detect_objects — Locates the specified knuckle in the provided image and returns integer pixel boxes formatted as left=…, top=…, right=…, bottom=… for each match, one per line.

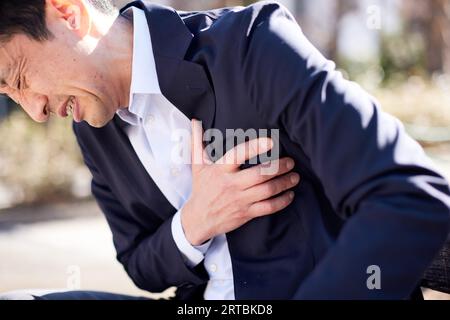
left=281, top=195, right=290, bottom=206
left=249, top=171, right=261, bottom=184
left=233, top=200, right=246, bottom=212
left=235, top=209, right=249, bottom=220
left=265, top=201, right=276, bottom=213
left=250, top=170, right=265, bottom=185
left=244, top=204, right=254, bottom=216
left=284, top=175, right=294, bottom=187
left=284, top=192, right=294, bottom=205
left=268, top=160, right=281, bottom=171
left=264, top=183, right=277, bottom=196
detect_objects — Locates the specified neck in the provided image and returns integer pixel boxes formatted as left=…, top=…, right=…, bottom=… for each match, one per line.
left=94, top=13, right=133, bottom=111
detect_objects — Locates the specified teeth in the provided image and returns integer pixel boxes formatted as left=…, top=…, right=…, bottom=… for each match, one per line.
left=66, top=97, right=75, bottom=116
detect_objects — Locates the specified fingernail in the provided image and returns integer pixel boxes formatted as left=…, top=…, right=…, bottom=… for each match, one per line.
left=290, top=173, right=300, bottom=184
left=289, top=191, right=295, bottom=199
left=286, top=159, right=295, bottom=170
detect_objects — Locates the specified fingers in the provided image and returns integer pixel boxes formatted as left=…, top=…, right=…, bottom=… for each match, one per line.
left=247, top=191, right=295, bottom=218
left=217, top=137, right=273, bottom=171
left=237, top=158, right=296, bottom=189
left=245, top=172, right=300, bottom=203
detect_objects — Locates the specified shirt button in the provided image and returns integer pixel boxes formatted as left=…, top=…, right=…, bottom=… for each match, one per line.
left=210, top=264, right=218, bottom=273
left=146, top=115, right=155, bottom=126
left=171, top=166, right=181, bottom=177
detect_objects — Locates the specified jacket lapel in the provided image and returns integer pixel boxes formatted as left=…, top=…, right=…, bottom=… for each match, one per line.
left=120, top=1, right=217, bottom=131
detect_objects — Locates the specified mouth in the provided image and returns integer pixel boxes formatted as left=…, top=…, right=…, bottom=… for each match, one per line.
left=59, top=96, right=82, bottom=122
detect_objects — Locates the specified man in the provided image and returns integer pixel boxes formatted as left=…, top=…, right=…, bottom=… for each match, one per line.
left=0, top=0, right=449, bottom=300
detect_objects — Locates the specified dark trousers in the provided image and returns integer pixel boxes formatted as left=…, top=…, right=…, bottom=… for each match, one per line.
left=35, top=291, right=151, bottom=300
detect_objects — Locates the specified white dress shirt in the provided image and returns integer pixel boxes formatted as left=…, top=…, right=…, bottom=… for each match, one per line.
left=116, top=7, right=235, bottom=300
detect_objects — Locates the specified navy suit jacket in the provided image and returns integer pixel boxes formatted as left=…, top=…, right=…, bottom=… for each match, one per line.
left=73, top=1, right=450, bottom=299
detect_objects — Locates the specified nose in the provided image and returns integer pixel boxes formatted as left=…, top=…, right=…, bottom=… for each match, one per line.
left=19, top=92, right=50, bottom=123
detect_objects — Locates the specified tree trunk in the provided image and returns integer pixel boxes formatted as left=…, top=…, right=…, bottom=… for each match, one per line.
left=425, top=0, right=446, bottom=73
left=328, top=0, right=357, bottom=60
left=402, top=0, right=450, bottom=75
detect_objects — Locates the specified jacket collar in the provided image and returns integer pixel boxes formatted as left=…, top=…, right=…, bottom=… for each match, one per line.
left=119, top=1, right=216, bottom=130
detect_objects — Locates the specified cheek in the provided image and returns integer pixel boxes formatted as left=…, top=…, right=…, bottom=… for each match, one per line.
left=28, top=55, right=77, bottom=88
left=26, top=67, right=58, bottom=93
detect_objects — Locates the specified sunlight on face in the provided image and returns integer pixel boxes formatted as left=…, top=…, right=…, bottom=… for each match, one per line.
left=0, top=0, right=131, bottom=128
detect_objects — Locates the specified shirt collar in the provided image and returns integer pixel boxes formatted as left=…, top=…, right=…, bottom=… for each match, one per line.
left=117, top=6, right=161, bottom=125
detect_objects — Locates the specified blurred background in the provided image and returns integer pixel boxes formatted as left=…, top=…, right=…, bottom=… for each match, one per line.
left=0, top=0, right=449, bottom=299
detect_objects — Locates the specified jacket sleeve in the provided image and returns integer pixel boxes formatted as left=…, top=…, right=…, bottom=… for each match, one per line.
left=73, top=123, right=208, bottom=296
left=240, top=1, right=450, bottom=299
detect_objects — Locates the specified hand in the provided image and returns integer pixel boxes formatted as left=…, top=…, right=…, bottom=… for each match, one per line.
left=181, top=120, right=300, bottom=246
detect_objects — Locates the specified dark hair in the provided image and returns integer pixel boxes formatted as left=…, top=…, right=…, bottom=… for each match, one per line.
left=0, top=0, right=116, bottom=42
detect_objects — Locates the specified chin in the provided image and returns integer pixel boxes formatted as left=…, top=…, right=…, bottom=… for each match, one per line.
left=86, top=113, right=115, bottom=128
left=87, top=119, right=109, bottom=128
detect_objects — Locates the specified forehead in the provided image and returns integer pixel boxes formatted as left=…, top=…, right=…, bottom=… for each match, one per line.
left=0, top=35, right=32, bottom=75
left=1, top=33, right=56, bottom=69
left=0, top=37, right=22, bottom=65
left=0, top=39, right=21, bottom=91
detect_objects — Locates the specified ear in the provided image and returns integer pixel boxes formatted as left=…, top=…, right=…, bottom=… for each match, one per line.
left=46, top=0, right=91, bottom=37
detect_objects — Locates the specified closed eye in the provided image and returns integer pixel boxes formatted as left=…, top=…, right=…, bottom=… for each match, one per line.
left=15, top=74, right=23, bottom=91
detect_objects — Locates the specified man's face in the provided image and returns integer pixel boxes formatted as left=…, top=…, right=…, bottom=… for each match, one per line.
left=0, top=0, right=124, bottom=127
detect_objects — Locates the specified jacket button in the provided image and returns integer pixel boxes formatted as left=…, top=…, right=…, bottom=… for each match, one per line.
left=146, top=114, right=155, bottom=126
left=210, top=264, right=218, bottom=273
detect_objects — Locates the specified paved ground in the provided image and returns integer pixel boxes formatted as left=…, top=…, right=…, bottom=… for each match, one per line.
left=1, top=145, right=449, bottom=300
left=0, top=201, right=174, bottom=299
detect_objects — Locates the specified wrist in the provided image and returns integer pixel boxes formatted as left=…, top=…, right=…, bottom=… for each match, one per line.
left=181, top=200, right=210, bottom=246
